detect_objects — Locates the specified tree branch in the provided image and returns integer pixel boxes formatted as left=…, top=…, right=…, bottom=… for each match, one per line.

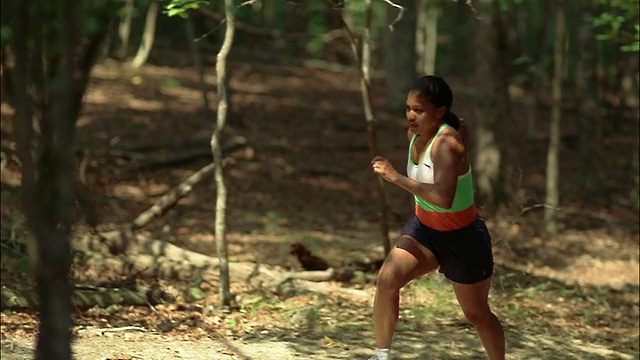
left=380, top=0, right=405, bottom=31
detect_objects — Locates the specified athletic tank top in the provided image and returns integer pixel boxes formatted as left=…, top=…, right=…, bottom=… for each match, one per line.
left=407, top=123, right=477, bottom=231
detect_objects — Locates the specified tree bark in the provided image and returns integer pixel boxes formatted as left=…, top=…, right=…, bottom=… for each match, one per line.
left=472, top=0, right=512, bottom=214
left=525, top=0, right=553, bottom=139
left=416, top=0, right=439, bottom=76
left=423, top=4, right=439, bottom=76
left=115, top=0, right=134, bottom=59
left=416, top=0, right=427, bottom=73
left=361, top=0, right=391, bottom=256
left=186, top=16, right=211, bottom=116
left=383, top=0, right=417, bottom=111
left=131, top=0, right=159, bottom=68
left=2, top=1, right=115, bottom=359
left=338, top=1, right=391, bottom=256
left=576, top=5, right=602, bottom=195
left=544, top=0, right=567, bottom=235
left=211, top=0, right=235, bottom=308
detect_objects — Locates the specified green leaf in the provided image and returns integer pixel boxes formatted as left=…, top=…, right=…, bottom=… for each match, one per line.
left=15, top=257, right=31, bottom=273
left=166, top=8, right=184, bottom=17
left=162, top=0, right=207, bottom=17
left=0, top=26, right=12, bottom=43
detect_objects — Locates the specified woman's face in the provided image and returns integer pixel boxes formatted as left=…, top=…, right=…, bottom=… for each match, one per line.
left=405, top=91, right=445, bottom=133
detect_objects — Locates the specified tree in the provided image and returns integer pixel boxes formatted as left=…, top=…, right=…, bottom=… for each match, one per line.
left=339, top=0, right=392, bottom=256
left=544, top=0, right=567, bottom=235
left=185, top=16, right=211, bottom=116
left=163, top=0, right=235, bottom=306
left=472, top=0, right=513, bottom=214
left=1, top=1, right=116, bottom=359
left=416, top=0, right=440, bottom=76
left=115, top=0, right=135, bottom=59
left=211, top=0, right=235, bottom=307
left=383, top=0, right=417, bottom=110
left=576, top=4, right=603, bottom=195
left=131, top=0, right=159, bottom=68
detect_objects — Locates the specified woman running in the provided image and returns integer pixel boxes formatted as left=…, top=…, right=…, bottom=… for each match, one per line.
left=368, top=75, right=505, bottom=360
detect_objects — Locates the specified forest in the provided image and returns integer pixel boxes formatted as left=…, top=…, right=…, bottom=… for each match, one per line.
left=0, top=0, right=638, bottom=359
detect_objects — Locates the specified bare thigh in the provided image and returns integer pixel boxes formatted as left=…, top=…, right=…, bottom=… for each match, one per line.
left=379, top=235, right=440, bottom=287
left=451, top=278, right=492, bottom=318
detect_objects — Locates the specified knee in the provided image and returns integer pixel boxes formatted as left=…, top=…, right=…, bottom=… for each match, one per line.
left=376, top=265, right=405, bottom=292
left=462, top=305, right=493, bottom=325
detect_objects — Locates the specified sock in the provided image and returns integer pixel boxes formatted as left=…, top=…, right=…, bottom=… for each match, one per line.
left=375, top=348, right=392, bottom=360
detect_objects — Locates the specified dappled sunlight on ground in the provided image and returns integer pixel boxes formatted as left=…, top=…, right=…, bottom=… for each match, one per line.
left=1, top=56, right=638, bottom=359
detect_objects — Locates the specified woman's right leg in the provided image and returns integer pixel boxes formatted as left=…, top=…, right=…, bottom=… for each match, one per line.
left=373, top=235, right=439, bottom=349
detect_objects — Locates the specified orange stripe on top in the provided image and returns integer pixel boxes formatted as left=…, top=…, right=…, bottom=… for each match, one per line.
left=415, top=203, right=477, bottom=231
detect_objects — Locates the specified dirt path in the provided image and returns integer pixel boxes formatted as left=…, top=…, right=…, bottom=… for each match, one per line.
left=2, top=324, right=636, bottom=360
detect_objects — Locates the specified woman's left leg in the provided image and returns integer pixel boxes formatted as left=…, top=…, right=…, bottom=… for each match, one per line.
left=451, top=278, right=505, bottom=360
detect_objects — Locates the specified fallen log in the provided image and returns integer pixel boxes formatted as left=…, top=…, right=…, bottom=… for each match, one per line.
left=70, top=137, right=248, bottom=256
left=282, top=268, right=361, bottom=283
left=130, top=160, right=232, bottom=230
left=74, top=250, right=282, bottom=287
left=74, top=250, right=371, bottom=302
left=123, top=135, right=247, bottom=171
left=71, top=230, right=218, bottom=266
left=1, top=283, right=172, bottom=311
left=273, top=277, right=369, bottom=300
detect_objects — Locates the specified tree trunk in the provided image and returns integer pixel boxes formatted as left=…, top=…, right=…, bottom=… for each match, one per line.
left=525, top=1, right=554, bottom=139
left=186, top=16, right=211, bottom=116
left=383, top=0, right=417, bottom=111
left=416, top=0, right=427, bottom=73
left=115, top=0, right=134, bottom=59
left=544, top=0, right=567, bottom=235
left=131, top=0, right=159, bottom=68
left=423, top=4, right=439, bottom=76
left=336, top=1, right=392, bottom=256
left=452, top=0, right=475, bottom=76
left=211, top=0, right=235, bottom=308
left=576, top=5, right=602, bottom=195
left=361, top=0, right=391, bottom=256
left=2, top=2, right=115, bottom=359
left=473, top=0, right=512, bottom=214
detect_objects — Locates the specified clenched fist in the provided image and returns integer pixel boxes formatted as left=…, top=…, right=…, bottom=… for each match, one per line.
left=371, top=156, right=400, bottom=183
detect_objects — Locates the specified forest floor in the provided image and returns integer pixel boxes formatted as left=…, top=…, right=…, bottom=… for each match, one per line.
left=1, top=53, right=639, bottom=360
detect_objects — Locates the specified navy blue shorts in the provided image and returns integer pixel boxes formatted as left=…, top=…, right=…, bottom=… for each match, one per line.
left=400, top=215, right=494, bottom=284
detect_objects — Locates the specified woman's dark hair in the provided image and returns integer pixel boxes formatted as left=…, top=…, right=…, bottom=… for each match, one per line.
left=409, top=75, right=460, bottom=130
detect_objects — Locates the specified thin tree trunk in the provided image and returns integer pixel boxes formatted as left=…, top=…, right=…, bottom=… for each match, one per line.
left=423, top=2, right=439, bottom=75
left=474, top=0, right=496, bottom=211
left=383, top=0, right=417, bottom=111
left=576, top=6, right=602, bottom=195
left=211, top=0, right=235, bottom=307
left=473, top=0, right=512, bottom=214
left=131, top=0, right=158, bottom=68
left=544, top=0, right=566, bottom=235
left=526, top=1, right=552, bottom=139
left=337, top=1, right=391, bottom=256
left=116, top=0, right=134, bottom=59
left=416, top=0, right=427, bottom=73
left=186, top=16, right=210, bottom=116
left=361, top=0, right=391, bottom=256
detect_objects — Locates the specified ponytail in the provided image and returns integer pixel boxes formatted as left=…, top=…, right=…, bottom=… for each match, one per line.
left=444, top=111, right=469, bottom=149
left=443, top=110, right=460, bottom=130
